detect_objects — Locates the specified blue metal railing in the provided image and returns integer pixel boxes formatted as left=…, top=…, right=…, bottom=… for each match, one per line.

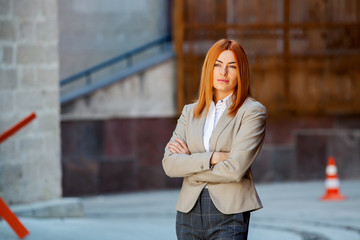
left=60, top=34, right=172, bottom=87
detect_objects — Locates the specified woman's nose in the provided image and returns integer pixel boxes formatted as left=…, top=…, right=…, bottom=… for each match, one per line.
left=221, top=66, right=227, bottom=75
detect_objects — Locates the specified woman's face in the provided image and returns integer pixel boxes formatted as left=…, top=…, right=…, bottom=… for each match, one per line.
left=212, top=50, right=238, bottom=99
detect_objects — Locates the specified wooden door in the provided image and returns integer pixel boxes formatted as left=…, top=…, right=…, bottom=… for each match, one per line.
left=173, top=0, right=360, bottom=116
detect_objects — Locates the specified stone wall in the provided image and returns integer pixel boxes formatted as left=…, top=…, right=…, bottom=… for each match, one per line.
left=61, top=59, right=176, bottom=119
left=0, top=0, right=61, bottom=204
left=61, top=118, right=180, bottom=196
left=253, top=116, right=360, bottom=182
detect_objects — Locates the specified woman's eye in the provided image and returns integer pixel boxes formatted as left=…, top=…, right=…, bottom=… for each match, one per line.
left=229, top=65, right=237, bottom=69
left=214, top=63, right=220, bottom=67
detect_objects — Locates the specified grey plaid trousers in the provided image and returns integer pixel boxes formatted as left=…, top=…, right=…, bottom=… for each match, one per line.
left=176, top=189, right=250, bottom=240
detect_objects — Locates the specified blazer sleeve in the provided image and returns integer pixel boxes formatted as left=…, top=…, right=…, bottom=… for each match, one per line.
left=162, top=105, right=213, bottom=178
left=188, top=104, right=267, bottom=183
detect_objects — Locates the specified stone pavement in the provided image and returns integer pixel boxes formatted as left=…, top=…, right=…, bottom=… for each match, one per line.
left=1, top=180, right=359, bottom=240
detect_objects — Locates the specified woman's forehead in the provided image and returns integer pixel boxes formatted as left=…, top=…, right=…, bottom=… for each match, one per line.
left=217, top=50, right=236, bottom=62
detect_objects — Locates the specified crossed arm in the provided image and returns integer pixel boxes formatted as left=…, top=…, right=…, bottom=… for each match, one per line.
left=168, top=139, right=229, bottom=166
left=162, top=104, right=267, bottom=183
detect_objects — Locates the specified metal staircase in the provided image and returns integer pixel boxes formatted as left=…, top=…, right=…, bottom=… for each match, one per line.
left=60, top=35, right=174, bottom=105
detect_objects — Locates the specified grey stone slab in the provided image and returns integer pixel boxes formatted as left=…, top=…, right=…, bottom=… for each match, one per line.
left=0, top=69, right=17, bottom=90
left=17, top=45, right=46, bottom=64
left=18, top=21, right=34, bottom=42
left=36, top=19, right=57, bottom=42
left=0, top=20, right=15, bottom=41
left=13, top=0, right=41, bottom=18
left=0, top=0, right=11, bottom=16
left=19, top=67, right=36, bottom=88
left=2, top=45, right=13, bottom=64
left=0, top=91, right=13, bottom=112
left=37, top=67, right=59, bottom=87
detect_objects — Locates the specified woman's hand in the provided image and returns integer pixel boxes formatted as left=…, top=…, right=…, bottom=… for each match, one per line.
left=189, top=151, right=229, bottom=184
left=210, top=152, right=229, bottom=165
left=168, top=138, right=190, bottom=155
left=168, top=138, right=228, bottom=165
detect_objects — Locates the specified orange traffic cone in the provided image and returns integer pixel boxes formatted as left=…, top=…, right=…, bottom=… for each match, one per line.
left=320, top=156, right=346, bottom=201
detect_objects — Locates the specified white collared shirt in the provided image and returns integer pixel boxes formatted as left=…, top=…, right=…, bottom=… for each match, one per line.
left=203, top=93, right=233, bottom=152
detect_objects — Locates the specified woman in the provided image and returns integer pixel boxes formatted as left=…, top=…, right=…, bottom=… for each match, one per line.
left=162, top=39, right=267, bottom=240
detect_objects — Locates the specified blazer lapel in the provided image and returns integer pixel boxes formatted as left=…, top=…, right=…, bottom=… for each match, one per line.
left=209, top=107, right=234, bottom=151
left=191, top=108, right=207, bottom=152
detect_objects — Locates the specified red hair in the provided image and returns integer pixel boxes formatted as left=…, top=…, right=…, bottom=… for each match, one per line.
left=194, top=39, right=252, bottom=118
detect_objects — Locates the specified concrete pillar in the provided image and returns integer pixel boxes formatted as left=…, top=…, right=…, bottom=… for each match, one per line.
left=0, top=0, right=61, bottom=204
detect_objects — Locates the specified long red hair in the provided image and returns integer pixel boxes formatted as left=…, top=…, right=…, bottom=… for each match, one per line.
left=194, top=39, right=251, bottom=118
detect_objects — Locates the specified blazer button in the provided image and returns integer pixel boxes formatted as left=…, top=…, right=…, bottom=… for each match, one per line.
left=200, top=165, right=204, bottom=169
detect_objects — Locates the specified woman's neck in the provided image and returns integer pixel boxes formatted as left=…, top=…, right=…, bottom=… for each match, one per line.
left=213, top=91, right=233, bottom=103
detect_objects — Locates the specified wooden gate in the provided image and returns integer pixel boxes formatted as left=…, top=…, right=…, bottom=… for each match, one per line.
left=173, top=0, right=360, bottom=116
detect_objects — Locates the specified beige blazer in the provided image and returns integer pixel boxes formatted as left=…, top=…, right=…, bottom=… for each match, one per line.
left=162, top=97, right=267, bottom=214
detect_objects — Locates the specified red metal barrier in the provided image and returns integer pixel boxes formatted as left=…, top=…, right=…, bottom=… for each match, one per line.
left=0, top=112, right=36, bottom=239
left=0, top=112, right=36, bottom=144
left=0, top=198, right=29, bottom=239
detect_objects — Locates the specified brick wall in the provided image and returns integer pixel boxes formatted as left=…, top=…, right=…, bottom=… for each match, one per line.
left=0, top=0, right=61, bottom=204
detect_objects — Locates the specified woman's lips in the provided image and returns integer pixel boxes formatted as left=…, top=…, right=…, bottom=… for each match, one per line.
left=217, top=79, right=229, bottom=83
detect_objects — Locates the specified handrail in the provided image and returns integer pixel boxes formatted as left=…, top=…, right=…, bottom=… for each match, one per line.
left=60, top=49, right=174, bottom=104
left=60, top=34, right=172, bottom=86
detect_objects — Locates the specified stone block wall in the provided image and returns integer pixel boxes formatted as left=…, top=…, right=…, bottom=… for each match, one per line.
left=252, top=116, right=360, bottom=183
left=0, top=0, right=61, bottom=204
left=61, top=118, right=181, bottom=196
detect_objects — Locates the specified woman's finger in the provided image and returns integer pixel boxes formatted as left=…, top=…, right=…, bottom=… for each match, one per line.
left=169, top=143, right=188, bottom=154
left=174, top=138, right=190, bottom=154
left=175, top=138, right=187, bottom=149
left=169, top=147, right=179, bottom=154
left=169, top=142, right=183, bottom=151
left=169, top=148, right=177, bottom=153
left=168, top=144, right=182, bottom=153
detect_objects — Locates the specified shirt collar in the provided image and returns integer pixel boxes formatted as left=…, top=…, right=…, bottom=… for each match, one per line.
left=214, top=92, right=233, bottom=107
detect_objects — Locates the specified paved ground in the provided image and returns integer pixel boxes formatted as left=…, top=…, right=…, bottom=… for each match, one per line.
left=1, top=180, right=360, bottom=240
